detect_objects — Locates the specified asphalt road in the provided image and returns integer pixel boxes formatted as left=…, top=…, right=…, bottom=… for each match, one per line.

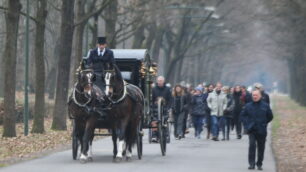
left=0, top=127, right=276, bottom=172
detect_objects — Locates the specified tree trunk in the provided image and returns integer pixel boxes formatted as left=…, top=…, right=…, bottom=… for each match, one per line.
left=144, top=23, right=156, bottom=50
left=90, top=14, right=98, bottom=48
left=51, top=0, right=75, bottom=130
left=32, top=0, right=48, bottom=134
left=104, top=0, right=118, bottom=48
left=152, top=27, right=164, bottom=63
left=73, top=0, right=86, bottom=83
left=132, top=25, right=145, bottom=49
left=46, top=66, right=56, bottom=99
left=2, top=0, right=22, bottom=137
left=0, top=58, right=4, bottom=98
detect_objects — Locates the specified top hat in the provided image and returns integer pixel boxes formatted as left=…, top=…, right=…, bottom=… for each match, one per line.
left=97, top=37, right=107, bottom=44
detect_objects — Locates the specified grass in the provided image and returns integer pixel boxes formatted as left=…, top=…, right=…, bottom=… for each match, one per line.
left=0, top=164, right=7, bottom=168
left=271, top=94, right=280, bottom=138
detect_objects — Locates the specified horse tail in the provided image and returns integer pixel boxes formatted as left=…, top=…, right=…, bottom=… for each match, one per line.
left=125, top=86, right=144, bottom=148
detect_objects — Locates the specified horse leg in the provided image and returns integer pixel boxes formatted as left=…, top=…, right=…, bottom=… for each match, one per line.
left=112, top=129, right=118, bottom=160
left=87, top=135, right=94, bottom=162
left=115, top=119, right=129, bottom=162
left=124, top=123, right=134, bottom=161
left=125, top=142, right=132, bottom=161
left=80, top=120, right=95, bottom=163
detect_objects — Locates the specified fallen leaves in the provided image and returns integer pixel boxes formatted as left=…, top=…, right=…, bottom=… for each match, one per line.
left=272, top=94, right=306, bottom=172
left=0, top=118, right=73, bottom=164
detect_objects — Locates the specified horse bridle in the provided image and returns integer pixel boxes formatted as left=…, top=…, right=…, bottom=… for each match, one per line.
left=72, top=82, right=92, bottom=107
left=103, top=70, right=127, bottom=104
left=72, top=69, right=95, bottom=107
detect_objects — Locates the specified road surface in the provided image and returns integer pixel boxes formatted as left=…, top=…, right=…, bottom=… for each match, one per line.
left=0, top=127, right=276, bottom=172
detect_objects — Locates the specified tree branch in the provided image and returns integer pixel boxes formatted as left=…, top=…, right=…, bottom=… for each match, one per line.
left=74, top=0, right=112, bottom=27
left=0, top=6, right=38, bottom=23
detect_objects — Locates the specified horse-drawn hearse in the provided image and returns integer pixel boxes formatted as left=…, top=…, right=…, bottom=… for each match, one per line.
left=68, top=49, right=170, bottom=163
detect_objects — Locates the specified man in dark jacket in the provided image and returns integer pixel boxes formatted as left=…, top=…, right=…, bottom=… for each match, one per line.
left=82, top=37, right=115, bottom=90
left=152, top=76, right=172, bottom=108
left=254, top=83, right=270, bottom=105
left=151, top=76, right=172, bottom=142
left=240, top=90, right=273, bottom=170
left=83, top=37, right=115, bottom=71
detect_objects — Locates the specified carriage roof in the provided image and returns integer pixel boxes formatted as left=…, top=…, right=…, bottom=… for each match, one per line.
left=112, top=49, right=149, bottom=61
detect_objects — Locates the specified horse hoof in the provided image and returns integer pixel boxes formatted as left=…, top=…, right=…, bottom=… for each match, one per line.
left=114, top=157, right=122, bottom=163
left=87, top=157, right=93, bottom=162
left=80, top=159, right=87, bottom=164
left=126, top=157, right=132, bottom=162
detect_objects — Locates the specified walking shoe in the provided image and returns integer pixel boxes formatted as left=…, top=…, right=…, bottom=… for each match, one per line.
left=221, top=138, right=226, bottom=141
left=151, top=137, right=158, bottom=143
left=257, top=166, right=263, bottom=171
left=237, top=135, right=242, bottom=139
left=248, top=166, right=255, bottom=170
left=178, top=135, right=182, bottom=140
left=212, top=137, right=219, bottom=141
left=175, top=137, right=179, bottom=140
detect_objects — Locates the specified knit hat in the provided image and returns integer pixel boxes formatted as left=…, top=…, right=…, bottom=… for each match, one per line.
left=195, top=86, right=202, bottom=92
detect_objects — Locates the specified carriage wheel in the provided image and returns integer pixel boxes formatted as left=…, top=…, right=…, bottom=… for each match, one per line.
left=72, top=120, right=79, bottom=160
left=136, top=120, right=143, bottom=160
left=166, top=122, right=171, bottom=144
left=148, top=128, right=153, bottom=144
left=157, top=98, right=167, bottom=156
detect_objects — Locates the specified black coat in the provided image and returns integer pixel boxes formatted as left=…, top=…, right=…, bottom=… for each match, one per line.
left=233, top=91, right=243, bottom=117
left=83, top=48, right=115, bottom=72
left=261, top=91, right=270, bottom=105
left=190, top=94, right=208, bottom=116
left=245, top=91, right=252, bottom=104
left=172, top=95, right=188, bottom=114
left=240, top=100, right=273, bottom=135
left=224, top=94, right=235, bottom=118
left=152, top=85, right=172, bottom=108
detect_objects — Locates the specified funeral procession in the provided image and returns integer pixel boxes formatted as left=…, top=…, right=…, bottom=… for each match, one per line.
left=1, top=0, right=306, bottom=172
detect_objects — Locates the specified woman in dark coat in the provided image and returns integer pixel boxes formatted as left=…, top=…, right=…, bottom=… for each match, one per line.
left=172, top=85, right=188, bottom=140
left=223, top=86, right=235, bottom=140
left=233, top=85, right=244, bottom=139
left=190, top=87, right=208, bottom=139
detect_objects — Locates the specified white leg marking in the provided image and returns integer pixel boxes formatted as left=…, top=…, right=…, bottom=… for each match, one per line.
left=80, top=153, right=87, bottom=160
left=126, top=149, right=132, bottom=158
left=116, top=140, right=125, bottom=158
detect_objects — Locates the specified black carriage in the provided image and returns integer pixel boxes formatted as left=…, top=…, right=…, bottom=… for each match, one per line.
left=70, top=49, right=170, bottom=161
left=112, top=49, right=170, bottom=157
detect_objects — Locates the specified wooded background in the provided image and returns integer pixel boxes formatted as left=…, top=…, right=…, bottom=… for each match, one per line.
left=0, top=0, right=305, bottom=137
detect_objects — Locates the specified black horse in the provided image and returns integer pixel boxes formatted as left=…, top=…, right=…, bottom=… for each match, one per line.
left=101, top=63, right=144, bottom=162
left=68, top=69, right=109, bottom=163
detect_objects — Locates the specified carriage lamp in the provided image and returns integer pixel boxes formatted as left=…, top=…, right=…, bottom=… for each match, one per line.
left=149, top=66, right=158, bottom=76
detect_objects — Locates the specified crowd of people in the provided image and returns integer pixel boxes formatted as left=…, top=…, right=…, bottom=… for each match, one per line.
left=152, top=76, right=273, bottom=170
left=152, top=76, right=271, bottom=141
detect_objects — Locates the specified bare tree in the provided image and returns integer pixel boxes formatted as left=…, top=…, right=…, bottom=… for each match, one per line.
left=51, top=0, right=75, bottom=130
left=2, top=0, right=22, bottom=137
left=32, top=0, right=48, bottom=133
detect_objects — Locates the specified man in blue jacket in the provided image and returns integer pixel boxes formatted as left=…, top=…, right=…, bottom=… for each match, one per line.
left=240, top=89, right=273, bottom=170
